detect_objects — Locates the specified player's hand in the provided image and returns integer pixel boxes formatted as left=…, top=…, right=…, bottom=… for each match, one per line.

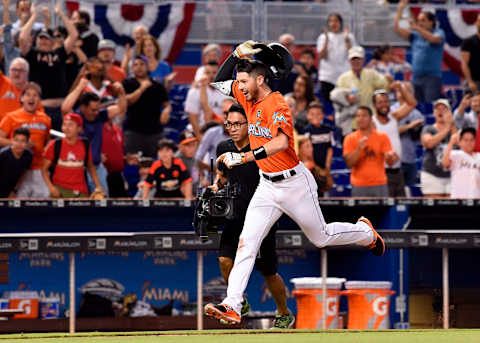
left=216, top=152, right=244, bottom=169
left=233, top=40, right=262, bottom=59
left=208, top=183, right=220, bottom=193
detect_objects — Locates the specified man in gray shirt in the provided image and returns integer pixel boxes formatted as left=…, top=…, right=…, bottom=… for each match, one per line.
left=454, top=91, right=480, bottom=132
left=391, top=83, right=425, bottom=187
left=420, top=99, right=456, bottom=197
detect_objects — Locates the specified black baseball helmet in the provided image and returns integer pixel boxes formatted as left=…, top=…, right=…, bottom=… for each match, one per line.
left=253, top=42, right=293, bottom=80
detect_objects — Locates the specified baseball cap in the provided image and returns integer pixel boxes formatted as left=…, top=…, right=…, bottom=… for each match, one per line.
left=37, top=28, right=53, bottom=40
left=433, top=98, right=451, bottom=111
left=98, top=39, right=116, bottom=51
left=348, top=46, right=365, bottom=60
left=64, top=113, right=83, bottom=127
left=179, top=130, right=198, bottom=145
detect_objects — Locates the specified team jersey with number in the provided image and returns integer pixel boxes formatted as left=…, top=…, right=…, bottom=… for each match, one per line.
left=231, top=81, right=298, bottom=173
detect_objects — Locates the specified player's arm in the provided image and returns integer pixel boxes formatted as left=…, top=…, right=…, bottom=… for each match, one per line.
left=217, top=130, right=289, bottom=168
left=211, top=40, right=262, bottom=96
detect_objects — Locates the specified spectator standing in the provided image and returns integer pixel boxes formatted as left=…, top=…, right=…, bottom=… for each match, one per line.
left=175, top=130, right=200, bottom=193
left=42, top=113, right=103, bottom=198
left=394, top=0, right=445, bottom=102
left=420, top=99, right=456, bottom=197
left=52, top=26, right=87, bottom=91
left=97, top=39, right=125, bottom=83
left=343, top=106, right=399, bottom=197
left=442, top=128, right=480, bottom=198
left=195, top=99, right=233, bottom=187
left=302, top=102, right=334, bottom=171
left=270, top=33, right=298, bottom=95
left=294, top=49, right=318, bottom=84
left=11, top=0, right=47, bottom=35
left=73, top=57, right=114, bottom=104
left=337, top=46, right=389, bottom=110
left=194, top=43, right=222, bottom=84
left=454, top=92, right=480, bottom=152
left=0, top=57, right=43, bottom=121
left=372, top=83, right=418, bottom=197
left=120, top=25, right=148, bottom=75
left=102, top=119, right=127, bottom=197
left=122, top=55, right=171, bottom=158
left=143, top=139, right=193, bottom=199
left=461, top=13, right=480, bottom=94
left=139, top=35, right=175, bottom=91
left=330, top=86, right=358, bottom=140
left=394, top=83, right=425, bottom=187
left=286, top=75, right=318, bottom=134
left=366, top=45, right=411, bottom=77
left=19, top=3, right=78, bottom=132
left=61, top=79, right=127, bottom=193
left=0, top=82, right=51, bottom=198
left=297, top=135, right=333, bottom=197
left=317, top=13, right=356, bottom=102
left=0, top=127, right=32, bottom=198
left=185, top=61, right=227, bottom=138
left=71, top=10, right=100, bottom=59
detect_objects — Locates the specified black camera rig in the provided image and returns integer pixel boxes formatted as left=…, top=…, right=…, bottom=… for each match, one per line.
left=192, top=184, right=238, bottom=242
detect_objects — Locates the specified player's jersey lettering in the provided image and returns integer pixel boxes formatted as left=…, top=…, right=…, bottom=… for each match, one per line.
left=248, top=124, right=272, bottom=139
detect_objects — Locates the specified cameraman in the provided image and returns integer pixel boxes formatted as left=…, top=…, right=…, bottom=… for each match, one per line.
left=211, top=104, right=293, bottom=329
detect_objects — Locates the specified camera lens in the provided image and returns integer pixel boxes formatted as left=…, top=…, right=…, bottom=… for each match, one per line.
left=214, top=199, right=228, bottom=214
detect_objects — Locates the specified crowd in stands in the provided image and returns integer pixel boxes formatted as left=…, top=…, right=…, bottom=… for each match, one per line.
left=0, top=0, right=480, bottom=200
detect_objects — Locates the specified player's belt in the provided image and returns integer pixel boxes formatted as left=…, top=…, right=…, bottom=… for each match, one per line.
left=262, top=170, right=296, bottom=182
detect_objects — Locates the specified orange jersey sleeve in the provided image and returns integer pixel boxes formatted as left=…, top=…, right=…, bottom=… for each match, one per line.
left=231, top=80, right=247, bottom=111
left=246, top=92, right=299, bottom=173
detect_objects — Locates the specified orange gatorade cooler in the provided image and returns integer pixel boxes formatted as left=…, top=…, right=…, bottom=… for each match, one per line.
left=343, top=281, right=395, bottom=329
left=291, top=277, right=345, bottom=329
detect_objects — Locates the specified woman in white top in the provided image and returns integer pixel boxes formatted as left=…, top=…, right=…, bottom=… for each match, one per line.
left=316, top=13, right=356, bottom=103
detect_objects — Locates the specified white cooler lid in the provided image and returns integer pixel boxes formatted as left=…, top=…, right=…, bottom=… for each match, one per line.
left=290, top=277, right=346, bottom=290
left=345, top=281, right=392, bottom=289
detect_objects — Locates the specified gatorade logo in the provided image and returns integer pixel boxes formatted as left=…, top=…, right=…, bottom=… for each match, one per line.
left=18, top=299, right=32, bottom=315
left=326, top=297, right=337, bottom=316
left=372, top=296, right=388, bottom=316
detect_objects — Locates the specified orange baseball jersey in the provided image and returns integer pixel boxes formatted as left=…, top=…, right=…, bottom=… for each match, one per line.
left=0, top=108, right=51, bottom=170
left=0, top=72, right=44, bottom=122
left=231, top=81, right=299, bottom=173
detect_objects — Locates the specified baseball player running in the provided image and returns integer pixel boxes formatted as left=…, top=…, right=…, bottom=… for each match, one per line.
left=212, top=103, right=293, bottom=328
left=204, top=41, right=385, bottom=325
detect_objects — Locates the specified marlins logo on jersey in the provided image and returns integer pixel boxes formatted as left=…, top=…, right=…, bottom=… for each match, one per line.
left=272, top=112, right=287, bottom=125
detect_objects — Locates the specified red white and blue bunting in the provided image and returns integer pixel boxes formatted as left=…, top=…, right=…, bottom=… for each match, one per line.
left=65, top=1, right=196, bottom=65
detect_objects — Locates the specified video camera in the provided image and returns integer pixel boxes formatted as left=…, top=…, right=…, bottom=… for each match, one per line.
left=192, top=184, right=238, bottom=242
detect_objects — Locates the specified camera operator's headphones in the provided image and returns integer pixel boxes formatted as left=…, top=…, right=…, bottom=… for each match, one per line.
left=253, top=42, right=294, bottom=80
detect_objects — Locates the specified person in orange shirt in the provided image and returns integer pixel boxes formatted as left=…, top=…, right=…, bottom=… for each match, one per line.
left=0, top=82, right=51, bottom=198
left=97, top=40, right=126, bottom=83
left=0, top=57, right=43, bottom=121
left=343, top=106, right=399, bottom=197
left=203, top=41, right=385, bottom=327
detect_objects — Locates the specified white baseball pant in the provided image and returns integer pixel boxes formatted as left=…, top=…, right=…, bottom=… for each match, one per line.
left=222, top=162, right=374, bottom=314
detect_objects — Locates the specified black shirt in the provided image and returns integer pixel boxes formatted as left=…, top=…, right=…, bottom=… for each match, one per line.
left=461, top=34, right=480, bottom=82
left=25, top=47, right=69, bottom=99
left=0, top=146, right=33, bottom=197
left=146, top=158, right=191, bottom=198
left=304, top=123, right=334, bottom=169
left=122, top=77, right=169, bottom=134
left=216, top=139, right=259, bottom=215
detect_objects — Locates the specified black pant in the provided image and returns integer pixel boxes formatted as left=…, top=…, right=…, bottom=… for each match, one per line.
left=320, top=81, right=335, bottom=103
left=219, top=218, right=278, bottom=277
left=107, top=172, right=128, bottom=197
left=386, top=168, right=406, bottom=197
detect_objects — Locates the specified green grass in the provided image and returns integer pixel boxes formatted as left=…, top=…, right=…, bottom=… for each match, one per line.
left=0, top=330, right=479, bottom=343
